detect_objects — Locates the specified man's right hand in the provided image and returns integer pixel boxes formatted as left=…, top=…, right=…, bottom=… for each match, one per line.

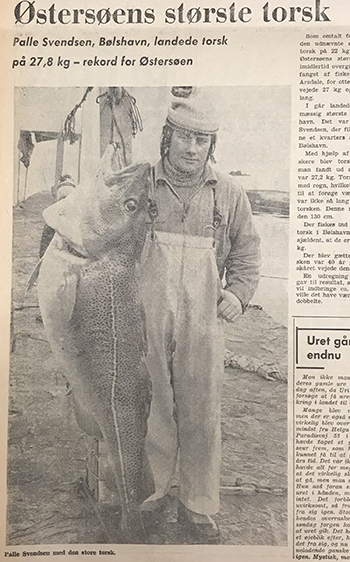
left=218, top=290, right=242, bottom=323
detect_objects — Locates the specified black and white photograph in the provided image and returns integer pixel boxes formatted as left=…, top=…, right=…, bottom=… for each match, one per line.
left=8, top=85, right=290, bottom=547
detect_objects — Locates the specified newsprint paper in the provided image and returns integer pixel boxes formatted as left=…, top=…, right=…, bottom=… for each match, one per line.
left=0, top=0, right=349, bottom=560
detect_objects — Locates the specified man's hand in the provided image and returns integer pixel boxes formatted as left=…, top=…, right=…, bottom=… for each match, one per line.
left=217, top=290, right=243, bottom=323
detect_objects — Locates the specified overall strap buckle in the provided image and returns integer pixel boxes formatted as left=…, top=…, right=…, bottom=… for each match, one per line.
left=212, top=186, right=222, bottom=230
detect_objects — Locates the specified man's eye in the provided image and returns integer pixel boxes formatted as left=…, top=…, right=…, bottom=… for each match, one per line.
left=177, top=131, right=191, bottom=140
left=197, top=137, right=209, bottom=145
left=124, top=198, right=138, bottom=212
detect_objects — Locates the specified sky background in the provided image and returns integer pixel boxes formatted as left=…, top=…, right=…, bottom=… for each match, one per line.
left=14, top=86, right=289, bottom=324
left=15, top=85, right=291, bottom=200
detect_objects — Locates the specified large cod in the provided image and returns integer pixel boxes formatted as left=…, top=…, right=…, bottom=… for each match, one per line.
left=37, top=163, right=154, bottom=543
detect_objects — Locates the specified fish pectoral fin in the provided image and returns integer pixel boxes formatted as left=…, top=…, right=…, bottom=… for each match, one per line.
left=26, top=257, right=44, bottom=293
left=140, top=304, right=148, bottom=355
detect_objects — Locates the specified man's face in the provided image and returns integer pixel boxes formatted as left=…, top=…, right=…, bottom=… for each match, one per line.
left=167, top=128, right=212, bottom=175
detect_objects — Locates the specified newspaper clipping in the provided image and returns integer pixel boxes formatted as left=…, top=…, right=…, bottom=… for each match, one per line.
left=0, top=0, right=349, bottom=560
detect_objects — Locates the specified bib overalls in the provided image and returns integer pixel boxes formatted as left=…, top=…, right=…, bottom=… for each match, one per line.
left=141, top=168, right=225, bottom=515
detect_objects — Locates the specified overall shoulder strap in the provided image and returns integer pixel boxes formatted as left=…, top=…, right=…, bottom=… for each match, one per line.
left=212, top=185, right=222, bottom=230
left=148, top=166, right=158, bottom=240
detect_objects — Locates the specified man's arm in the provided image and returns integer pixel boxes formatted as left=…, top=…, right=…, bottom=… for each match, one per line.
left=222, top=185, right=261, bottom=316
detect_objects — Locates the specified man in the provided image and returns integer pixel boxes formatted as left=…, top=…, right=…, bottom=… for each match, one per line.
left=140, top=89, right=261, bottom=542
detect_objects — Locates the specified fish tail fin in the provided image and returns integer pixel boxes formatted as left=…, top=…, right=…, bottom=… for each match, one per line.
left=139, top=452, right=155, bottom=504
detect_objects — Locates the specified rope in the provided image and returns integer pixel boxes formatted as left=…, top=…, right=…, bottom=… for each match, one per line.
left=124, top=89, right=143, bottom=136
left=169, top=483, right=287, bottom=497
left=261, top=274, right=288, bottom=280
left=220, top=481, right=287, bottom=495
left=95, top=88, right=143, bottom=168
left=96, top=88, right=143, bottom=138
left=110, top=108, right=128, bottom=167
left=62, top=87, right=93, bottom=144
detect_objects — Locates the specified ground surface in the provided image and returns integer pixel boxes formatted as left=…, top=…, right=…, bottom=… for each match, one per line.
left=7, top=192, right=288, bottom=546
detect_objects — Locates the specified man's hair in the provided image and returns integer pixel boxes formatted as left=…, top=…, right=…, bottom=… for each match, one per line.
left=160, top=120, right=217, bottom=163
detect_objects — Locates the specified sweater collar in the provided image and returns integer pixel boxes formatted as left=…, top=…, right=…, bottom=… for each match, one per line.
left=154, top=159, right=218, bottom=189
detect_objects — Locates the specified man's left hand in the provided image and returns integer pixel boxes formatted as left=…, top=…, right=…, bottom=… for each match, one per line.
left=217, top=290, right=243, bottom=323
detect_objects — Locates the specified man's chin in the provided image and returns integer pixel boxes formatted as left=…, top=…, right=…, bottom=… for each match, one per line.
left=179, top=160, right=202, bottom=174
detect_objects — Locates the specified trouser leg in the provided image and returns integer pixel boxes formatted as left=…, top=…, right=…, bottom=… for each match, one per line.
left=143, top=324, right=179, bottom=501
left=141, top=244, right=180, bottom=502
left=173, top=251, right=225, bottom=515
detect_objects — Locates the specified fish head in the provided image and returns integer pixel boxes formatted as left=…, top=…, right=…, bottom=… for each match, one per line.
left=93, top=162, right=151, bottom=258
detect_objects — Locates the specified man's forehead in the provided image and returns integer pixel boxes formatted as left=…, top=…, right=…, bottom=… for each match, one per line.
left=173, top=127, right=211, bottom=139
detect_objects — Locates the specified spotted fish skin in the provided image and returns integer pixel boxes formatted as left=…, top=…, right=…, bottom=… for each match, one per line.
left=38, top=163, right=154, bottom=543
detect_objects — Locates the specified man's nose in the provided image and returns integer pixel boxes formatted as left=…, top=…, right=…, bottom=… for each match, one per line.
left=186, top=137, right=197, bottom=153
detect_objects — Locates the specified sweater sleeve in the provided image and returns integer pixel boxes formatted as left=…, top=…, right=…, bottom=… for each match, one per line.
left=224, top=185, right=261, bottom=311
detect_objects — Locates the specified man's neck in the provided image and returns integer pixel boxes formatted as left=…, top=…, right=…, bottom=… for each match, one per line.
left=163, top=156, right=205, bottom=189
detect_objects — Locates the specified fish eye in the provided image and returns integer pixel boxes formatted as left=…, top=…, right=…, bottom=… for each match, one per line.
left=124, top=198, right=138, bottom=212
